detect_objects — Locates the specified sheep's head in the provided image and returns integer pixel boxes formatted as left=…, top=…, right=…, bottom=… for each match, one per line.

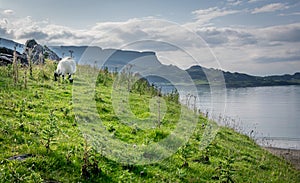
left=69, top=78, right=73, bottom=83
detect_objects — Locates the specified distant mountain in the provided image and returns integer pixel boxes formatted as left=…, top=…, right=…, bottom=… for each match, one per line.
left=186, top=65, right=300, bottom=87
left=0, top=37, right=24, bottom=53
left=1, top=37, right=299, bottom=88
left=50, top=45, right=162, bottom=72
left=49, top=46, right=90, bottom=61
left=50, top=45, right=190, bottom=85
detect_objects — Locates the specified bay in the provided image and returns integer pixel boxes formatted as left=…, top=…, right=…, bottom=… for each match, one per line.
left=164, top=85, right=300, bottom=149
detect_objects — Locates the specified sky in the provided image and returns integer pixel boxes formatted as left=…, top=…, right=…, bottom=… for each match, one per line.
left=0, top=0, right=300, bottom=75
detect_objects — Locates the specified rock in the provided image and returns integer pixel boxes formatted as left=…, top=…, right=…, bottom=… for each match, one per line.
left=0, top=55, right=12, bottom=66
left=0, top=47, right=27, bottom=66
left=0, top=38, right=59, bottom=66
left=24, top=39, right=38, bottom=49
left=24, top=39, right=60, bottom=64
left=44, top=45, right=60, bottom=61
left=43, top=179, right=61, bottom=183
left=7, top=154, right=33, bottom=161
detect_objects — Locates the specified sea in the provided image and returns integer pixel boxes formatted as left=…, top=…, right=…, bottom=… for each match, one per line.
left=163, top=84, right=300, bottom=150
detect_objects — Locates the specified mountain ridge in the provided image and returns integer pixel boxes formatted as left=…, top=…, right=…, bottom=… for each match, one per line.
left=186, top=65, right=300, bottom=87
left=1, top=37, right=299, bottom=87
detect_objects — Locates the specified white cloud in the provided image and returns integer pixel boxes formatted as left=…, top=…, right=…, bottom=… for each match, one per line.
left=279, top=12, right=300, bottom=16
left=0, top=13, right=299, bottom=75
left=249, top=23, right=300, bottom=43
left=251, top=3, right=288, bottom=14
left=1, top=18, right=9, bottom=25
left=195, top=26, right=258, bottom=46
left=191, top=7, right=240, bottom=25
left=184, top=22, right=300, bottom=75
left=3, top=9, right=14, bottom=15
left=227, top=0, right=243, bottom=6
left=248, top=0, right=263, bottom=3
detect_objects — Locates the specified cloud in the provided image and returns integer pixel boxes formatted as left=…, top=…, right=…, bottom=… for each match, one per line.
left=251, top=23, right=300, bottom=43
left=227, top=0, right=243, bottom=6
left=89, top=18, right=212, bottom=52
left=2, top=9, right=14, bottom=15
left=255, top=50, right=300, bottom=64
left=195, top=27, right=257, bottom=46
left=279, top=12, right=300, bottom=16
left=248, top=0, right=263, bottom=3
left=194, top=23, right=300, bottom=48
left=0, top=27, right=9, bottom=36
left=251, top=3, right=288, bottom=14
left=0, top=14, right=96, bottom=45
left=191, top=7, right=240, bottom=25
left=17, top=31, right=48, bottom=40
left=254, top=55, right=300, bottom=64
left=186, top=22, right=300, bottom=75
left=0, top=12, right=299, bottom=75
left=1, top=18, right=9, bottom=25
left=0, top=16, right=206, bottom=50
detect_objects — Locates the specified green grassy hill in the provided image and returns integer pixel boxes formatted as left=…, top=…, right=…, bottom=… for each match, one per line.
left=0, top=61, right=299, bottom=182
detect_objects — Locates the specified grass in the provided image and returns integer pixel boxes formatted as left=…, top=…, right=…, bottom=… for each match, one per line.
left=0, top=60, right=299, bottom=182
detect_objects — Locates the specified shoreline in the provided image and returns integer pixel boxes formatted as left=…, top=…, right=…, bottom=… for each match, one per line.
left=264, top=147, right=300, bottom=170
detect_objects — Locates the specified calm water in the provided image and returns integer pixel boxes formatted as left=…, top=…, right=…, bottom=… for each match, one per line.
left=174, top=85, right=300, bottom=149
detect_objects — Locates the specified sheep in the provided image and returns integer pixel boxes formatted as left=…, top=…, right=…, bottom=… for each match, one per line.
left=54, top=57, right=76, bottom=83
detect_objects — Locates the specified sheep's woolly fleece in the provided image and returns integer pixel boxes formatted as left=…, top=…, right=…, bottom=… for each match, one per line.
left=55, top=57, right=76, bottom=75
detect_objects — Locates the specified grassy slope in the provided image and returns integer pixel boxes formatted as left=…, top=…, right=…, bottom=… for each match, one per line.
left=0, top=61, right=299, bottom=182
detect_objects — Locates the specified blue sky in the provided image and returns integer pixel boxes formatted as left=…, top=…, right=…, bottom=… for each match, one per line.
left=0, top=0, right=300, bottom=75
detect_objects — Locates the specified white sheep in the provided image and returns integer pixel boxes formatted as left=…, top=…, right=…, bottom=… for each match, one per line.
left=54, top=57, right=76, bottom=83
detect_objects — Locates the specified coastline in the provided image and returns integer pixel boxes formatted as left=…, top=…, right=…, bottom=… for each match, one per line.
left=264, top=147, right=300, bottom=170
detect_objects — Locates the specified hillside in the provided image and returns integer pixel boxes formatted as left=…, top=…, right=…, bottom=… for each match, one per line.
left=186, top=65, right=300, bottom=87
left=0, top=61, right=299, bottom=182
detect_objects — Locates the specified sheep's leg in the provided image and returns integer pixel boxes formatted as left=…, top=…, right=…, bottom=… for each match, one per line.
left=54, top=72, right=58, bottom=81
left=62, top=75, right=65, bottom=80
left=68, top=74, right=73, bottom=83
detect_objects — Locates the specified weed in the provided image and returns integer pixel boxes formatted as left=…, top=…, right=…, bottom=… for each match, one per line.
left=40, top=110, right=60, bottom=153
left=81, top=137, right=101, bottom=180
